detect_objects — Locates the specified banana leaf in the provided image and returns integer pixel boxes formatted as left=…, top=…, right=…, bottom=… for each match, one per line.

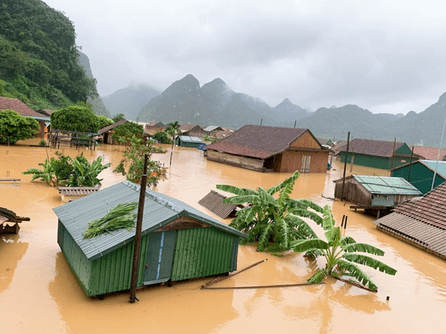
left=337, top=259, right=378, bottom=291
left=341, top=243, right=385, bottom=256
left=291, top=238, right=329, bottom=253
left=342, top=253, right=397, bottom=275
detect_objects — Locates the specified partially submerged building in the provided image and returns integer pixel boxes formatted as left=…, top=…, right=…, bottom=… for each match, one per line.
left=205, top=125, right=329, bottom=173
left=374, top=181, right=446, bottom=260
left=339, top=138, right=419, bottom=170
left=179, top=124, right=203, bottom=137
left=198, top=191, right=238, bottom=219
left=175, top=136, right=205, bottom=148
left=53, top=181, right=246, bottom=297
left=98, top=119, right=127, bottom=144
left=0, top=97, right=49, bottom=138
left=334, top=175, right=422, bottom=217
left=391, top=160, right=446, bottom=194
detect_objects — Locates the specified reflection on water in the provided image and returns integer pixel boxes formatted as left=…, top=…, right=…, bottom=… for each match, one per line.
left=0, top=139, right=445, bottom=334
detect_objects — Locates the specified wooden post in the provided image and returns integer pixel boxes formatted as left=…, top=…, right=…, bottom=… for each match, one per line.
left=390, top=138, right=396, bottom=171
left=129, top=154, right=148, bottom=303
left=341, top=132, right=350, bottom=200
left=260, top=118, right=263, bottom=126
left=294, top=120, right=297, bottom=128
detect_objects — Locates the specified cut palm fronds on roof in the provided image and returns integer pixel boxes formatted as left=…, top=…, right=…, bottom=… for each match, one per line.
left=83, top=202, right=138, bottom=239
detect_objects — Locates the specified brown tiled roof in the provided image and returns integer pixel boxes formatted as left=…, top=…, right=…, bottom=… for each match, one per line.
left=0, top=97, right=42, bottom=117
left=331, top=140, right=347, bottom=155
left=36, top=109, right=55, bottom=117
left=179, top=123, right=199, bottom=132
left=339, top=138, right=406, bottom=158
left=98, top=119, right=127, bottom=135
left=392, top=181, right=446, bottom=229
left=205, top=125, right=314, bottom=159
left=413, top=146, right=446, bottom=160
left=198, top=190, right=237, bottom=219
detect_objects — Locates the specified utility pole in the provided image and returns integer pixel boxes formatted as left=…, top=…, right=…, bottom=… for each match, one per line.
left=129, top=154, right=148, bottom=303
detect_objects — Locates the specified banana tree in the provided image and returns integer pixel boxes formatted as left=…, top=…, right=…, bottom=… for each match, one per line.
left=217, top=171, right=326, bottom=253
left=291, top=206, right=397, bottom=291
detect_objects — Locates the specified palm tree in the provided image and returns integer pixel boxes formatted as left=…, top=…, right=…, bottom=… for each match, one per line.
left=166, top=121, right=181, bottom=167
left=217, top=171, right=326, bottom=253
left=290, top=206, right=397, bottom=291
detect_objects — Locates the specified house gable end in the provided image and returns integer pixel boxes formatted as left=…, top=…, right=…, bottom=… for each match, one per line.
left=290, top=131, right=322, bottom=150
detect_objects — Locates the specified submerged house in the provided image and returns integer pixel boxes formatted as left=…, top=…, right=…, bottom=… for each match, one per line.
left=339, top=138, right=420, bottom=170
left=175, top=136, right=205, bottom=148
left=391, top=160, right=446, bottom=194
left=334, top=175, right=422, bottom=217
left=53, top=181, right=246, bottom=297
left=374, top=181, right=446, bottom=260
left=0, top=97, right=49, bottom=138
left=205, top=125, right=329, bottom=173
left=179, top=124, right=203, bottom=137
left=97, top=119, right=127, bottom=144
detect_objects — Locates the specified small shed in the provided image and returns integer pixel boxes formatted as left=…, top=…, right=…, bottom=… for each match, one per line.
left=179, top=124, right=203, bottom=137
left=0, top=207, right=30, bottom=234
left=202, top=126, right=223, bottom=136
left=374, top=181, right=446, bottom=260
left=175, top=136, right=205, bottom=147
left=334, top=175, right=422, bottom=217
left=391, top=160, right=446, bottom=194
left=53, top=181, right=246, bottom=297
left=339, top=138, right=420, bottom=170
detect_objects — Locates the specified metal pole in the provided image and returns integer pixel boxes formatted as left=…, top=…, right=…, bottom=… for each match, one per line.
left=341, top=132, right=350, bottom=200
left=129, top=154, right=148, bottom=303
left=431, top=113, right=446, bottom=191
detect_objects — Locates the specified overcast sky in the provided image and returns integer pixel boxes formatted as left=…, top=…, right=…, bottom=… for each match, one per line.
left=44, top=0, right=446, bottom=114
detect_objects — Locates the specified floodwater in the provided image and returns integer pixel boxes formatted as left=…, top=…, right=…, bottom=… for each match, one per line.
left=1, top=139, right=445, bottom=334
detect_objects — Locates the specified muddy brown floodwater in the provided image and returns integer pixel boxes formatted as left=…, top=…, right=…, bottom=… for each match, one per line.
left=1, top=139, right=445, bottom=334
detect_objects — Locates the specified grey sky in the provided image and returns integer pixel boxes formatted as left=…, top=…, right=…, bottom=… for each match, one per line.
left=44, top=0, right=446, bottom=114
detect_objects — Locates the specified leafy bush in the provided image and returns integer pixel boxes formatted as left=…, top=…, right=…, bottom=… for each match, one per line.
left=22, top=152, right=110, bottom=187
left=96, top=115, right=114, bottom=130
left=50, top=105, right=100, bottom=132
left=152, top=131, right=173, bottom=144
left=111, top=122, right=144, bottom=143
left=0, top=109, right=39, bottom=144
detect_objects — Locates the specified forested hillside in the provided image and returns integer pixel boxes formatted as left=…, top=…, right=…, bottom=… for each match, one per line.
left=0, top=0, right=97, bottom=110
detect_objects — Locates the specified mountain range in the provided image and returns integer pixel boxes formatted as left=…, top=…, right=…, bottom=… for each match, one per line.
left=100, top=74, right=446, bottom=147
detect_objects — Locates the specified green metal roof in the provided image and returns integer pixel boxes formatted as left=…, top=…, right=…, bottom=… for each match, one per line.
left=53, top=181, right=246, bottom=261
left=420, top=160, right=446, bottom=178
left=178, top=136, right=205, bottom=144
left=352, top=175, right=422, bottom=196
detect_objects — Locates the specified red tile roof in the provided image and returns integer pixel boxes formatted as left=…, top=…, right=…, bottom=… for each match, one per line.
left=339, top=138, right=406, bottom=158
left=0, top=97, right=42, bottom=117
left=413, top=146, right=446, bottom=160
left=206, top=125, right=318, bottom=159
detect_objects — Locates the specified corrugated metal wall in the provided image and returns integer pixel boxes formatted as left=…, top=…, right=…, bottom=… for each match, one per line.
left=88, top=235, right=149, bottom=296
left=58, top=221, right=93, bottom=294
left=59, top=221, right=149, bottom=297
left=171, top=227, right=237, bottom=281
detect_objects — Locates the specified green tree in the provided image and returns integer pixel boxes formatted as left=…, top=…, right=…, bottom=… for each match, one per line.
left=112, top=113, right=125, bottom=122
left=96, top=115, right=114, bottom=130
left=111, top=121, right=143, bottom=144
left=50, top=105, right=99, bottom=132
left=291, top=206, right=397, bottom=291
left=152, top=130, right=173, bottom=144
left=217, top=171, right=325, bottom=253
left=166, top=121, right=181, bottom=167
left=0, top=109, right=39, bottom=144
left=113, top=135, right=166, bottom=185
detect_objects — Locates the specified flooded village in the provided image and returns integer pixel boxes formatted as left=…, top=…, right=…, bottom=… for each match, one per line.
left=1, top=133, right=446, bottom=334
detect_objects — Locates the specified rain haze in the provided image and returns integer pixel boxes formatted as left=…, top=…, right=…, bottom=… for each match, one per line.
left=44, top=0, right=446, bottom=114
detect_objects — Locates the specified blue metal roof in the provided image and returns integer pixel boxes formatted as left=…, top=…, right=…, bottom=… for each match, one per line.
left=352, top=175, right=422, bottom=196
left=53, top=181, right=246, bottom=260
left=420, top=160, right=446, bottom=178
left=178, top=136, right=205, bottom=144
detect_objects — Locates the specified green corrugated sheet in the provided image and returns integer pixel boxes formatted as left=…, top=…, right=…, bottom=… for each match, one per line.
left=353, top=175, right=421, bottom=195
left=171, top=227, right=236, bottom=281
left=53, top=181, right=245, bottom=261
